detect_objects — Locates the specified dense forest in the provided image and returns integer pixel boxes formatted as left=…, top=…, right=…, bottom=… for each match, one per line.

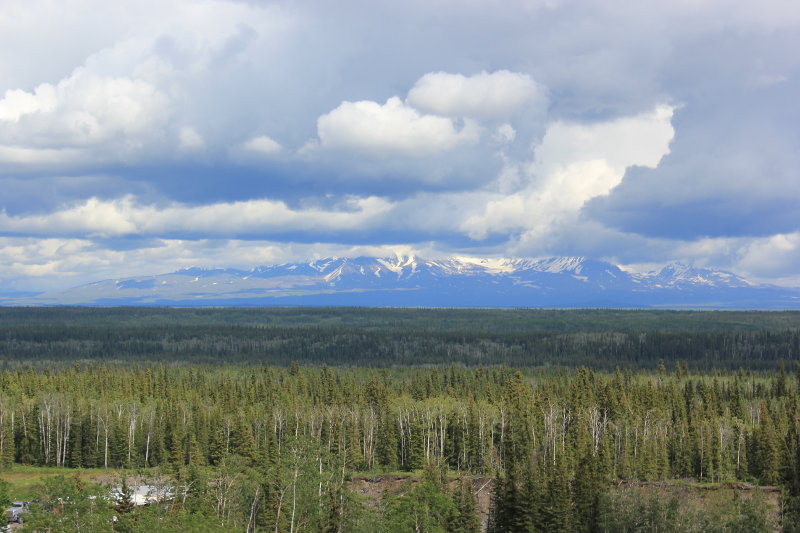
left=0, top=308, right=798, bottom=531
left=0, top=307, right=798, bottom=369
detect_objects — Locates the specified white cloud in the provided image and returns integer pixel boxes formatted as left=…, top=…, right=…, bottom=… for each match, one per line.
left=460, top=105, right=675, bottom=240
left=242, top=135, right=282, bottom=155
left=179, top=127, right=205, bottom=150
left=494, top=123, right=517, bottom=144
left=618, top=231, right=800, bottom=287
left=407, top=70, right=546, bottom=119
left=0, top=195, right=393, bottom=238
left=736, top=232, right=800, bottom=285
left=0, top=198, right=138, bottom=237
left=533, top=105, right=675, bottom=175
left=0, top=237, right=109, bottom=289
left=0, top=85, right=58, bottom=121
left=0, top=1, right=297, bottom=169
left=459, top=193, right=527, bottom=240
left=0, top=69, right=170, bottom=168
left=317, top=96, right=480, bottom=156
left=0, top=145, right=86, bottom=167
left=0, top=72, right=169, bottom=148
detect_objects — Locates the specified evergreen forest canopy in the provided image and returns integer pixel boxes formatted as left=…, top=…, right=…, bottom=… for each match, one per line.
left=0, top=307, right=798, bottom=370
left=0, top=307, right=798, bottom=531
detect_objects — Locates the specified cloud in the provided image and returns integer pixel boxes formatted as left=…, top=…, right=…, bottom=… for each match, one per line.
left=0, top=70, right=169, bottom=143
left=0, top=47, right=175, bottom=170
left=407, top=70, right=546, bottom=119
left=0, top=195, right=393, bottom=238
left=316, top=97, right=480, bottom=156
left=534, top=105, right=675, bottom=175
left=304, top=69, right=548, bottom=185
left=460, top=105, right=675, bottom=240
left=0, top=72, right=170, bottom=165
left=241, top=135, right=282, bottom=155
left=179, top=127, right=205, bottom=150
left=0, top=0, right=300, bottom=173
left=0, top=85, right=57, bottom=122
left=0, top=145, right=87, bottom=167
left=494, top=124, right=516, bottom=144
left=736, top=232, right=800, bottom=285
left=585, top=82, right=800, bottom=240
left=0, top=0, right=799, bottom=291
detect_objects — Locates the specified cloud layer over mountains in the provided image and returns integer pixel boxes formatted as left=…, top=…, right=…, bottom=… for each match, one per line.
left=1, top=0, right=798, bottom=292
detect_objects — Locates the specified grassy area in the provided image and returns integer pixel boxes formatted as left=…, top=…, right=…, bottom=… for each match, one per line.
left=0, top=465, right=119, bottom=500
left=610, top=480, right=781, bottom=528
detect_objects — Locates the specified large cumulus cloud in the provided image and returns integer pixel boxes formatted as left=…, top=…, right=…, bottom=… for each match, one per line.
left=316, top=97, right=480, bottom=156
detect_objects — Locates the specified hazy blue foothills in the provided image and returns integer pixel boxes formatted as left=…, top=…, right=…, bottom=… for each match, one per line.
left=5, top=256, right=799, bottom=308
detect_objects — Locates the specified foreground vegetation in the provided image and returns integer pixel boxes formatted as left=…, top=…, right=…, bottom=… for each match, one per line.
left=0, top=363, right=797, bottom=531
left=0, top=307, right=797, bottom=531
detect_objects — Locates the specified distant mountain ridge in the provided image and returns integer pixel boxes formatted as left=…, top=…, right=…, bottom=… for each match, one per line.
left=4, top=256, right=799, bottom=308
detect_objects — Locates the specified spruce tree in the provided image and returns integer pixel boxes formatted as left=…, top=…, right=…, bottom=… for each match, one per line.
left=208, top=427, right=226, bottom=466
left=755, top=402, right=781, bottom=485
left=572, top=452, right=603, bottom=533
left=452, top=480, right=481, bottom=533
left=231, top=415, right=256, bottom=462
left=487, top=471, right=511, bottom=533
left=168, top=426, right=186, bottom=472
left=114, top=475, right=136, bottom=515
left=541, top=459, right=572, bottom=533
left=187, top=434, right=206, bottom=466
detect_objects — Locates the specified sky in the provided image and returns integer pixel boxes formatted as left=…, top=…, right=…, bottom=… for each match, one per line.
left=1, top=0, right=799, bottom=292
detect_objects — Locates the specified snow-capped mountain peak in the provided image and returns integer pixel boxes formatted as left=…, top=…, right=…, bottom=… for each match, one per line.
left=529, top=256, right=587, bottom=274
left=4, top=256, right=796, bottom=308
left=650, top=262, right=753, bottom=289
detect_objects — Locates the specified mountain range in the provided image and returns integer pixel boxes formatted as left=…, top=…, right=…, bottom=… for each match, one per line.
left=3, top=256, right=799, bottom=308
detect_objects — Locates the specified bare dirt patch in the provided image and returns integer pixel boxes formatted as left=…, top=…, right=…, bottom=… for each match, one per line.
left=350, top=475, right=494, bottom=530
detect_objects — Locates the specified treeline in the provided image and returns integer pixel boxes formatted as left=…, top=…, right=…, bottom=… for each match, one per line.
left=6, top=306, right=800, bottom=332
left=1, top=320, right=798, bottom=370
left=3, top=307, right=798, bottom=331
left=0, top=364, right=798, bottom=479
left=1, top=364, right=798, bottom=530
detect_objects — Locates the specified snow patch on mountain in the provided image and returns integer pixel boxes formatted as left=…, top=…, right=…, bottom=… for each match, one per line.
left=533, top=256, right=587, bottom=274
left=4, top=256, right=797, bottom=308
